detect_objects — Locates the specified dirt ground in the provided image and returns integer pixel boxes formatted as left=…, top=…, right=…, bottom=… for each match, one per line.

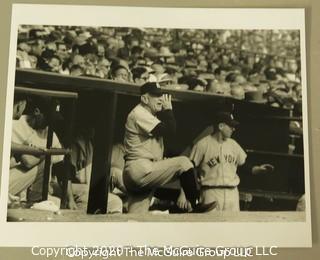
left=7, top=209, right=305, bottom=222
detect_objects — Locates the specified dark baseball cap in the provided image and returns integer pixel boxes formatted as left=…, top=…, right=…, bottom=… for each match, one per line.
left=140, top=82, right=164, bottom=97
left=214, top=112, right=239, bottom=127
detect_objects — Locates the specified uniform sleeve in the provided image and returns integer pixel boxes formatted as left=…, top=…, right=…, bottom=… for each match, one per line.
left=189, top=141, right=205, bottom=167
left=134, top=109, right=160, bottom=135
left=234, top=141, right=247, bottom=166
left=11, top=117, right=33, bottom=144
left=151, top=110, right=176, bottom=138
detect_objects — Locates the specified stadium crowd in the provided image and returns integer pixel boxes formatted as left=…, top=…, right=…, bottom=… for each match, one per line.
left=16, top=25, right=302, bottom=111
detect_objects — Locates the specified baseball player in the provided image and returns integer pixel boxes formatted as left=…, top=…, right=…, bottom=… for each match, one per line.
left=123, top=82, right=216, bottom=213
left=190, top=111, right=274, bottom=211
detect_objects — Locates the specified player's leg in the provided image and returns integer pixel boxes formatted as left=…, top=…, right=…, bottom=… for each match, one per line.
left=71, top=183, right=123, bottom=213
left=107, top=193, right=123, bottom=214
left=110, top=166, right=127, bottom=194
left=223, top=188, right=240, bottom=211
left=122, top=159, right=153, bottom=192
left=27, top=161, right=46, bottom=202
left=200, top=188, right=223, bottom=211
left=142, top=156, right=194, bottom=188
left=127, top=191, right=153, bottom=213
left=9, top=162, right=44, bottom=197
left=142, top=157, right=215, bottom=212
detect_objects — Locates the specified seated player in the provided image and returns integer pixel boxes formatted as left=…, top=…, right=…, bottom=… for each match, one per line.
left=9, top=97, right=64, bottom=207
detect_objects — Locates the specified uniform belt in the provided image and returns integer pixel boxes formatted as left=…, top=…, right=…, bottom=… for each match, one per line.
left=202, top=185, right=237, bottom=189
left=125, top=158, right=159, bottom=162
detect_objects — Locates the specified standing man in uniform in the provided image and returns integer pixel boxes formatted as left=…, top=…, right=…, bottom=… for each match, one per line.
left=123, top=82, right=216, bottom=213
left=190, top=111, right=274, bottom=211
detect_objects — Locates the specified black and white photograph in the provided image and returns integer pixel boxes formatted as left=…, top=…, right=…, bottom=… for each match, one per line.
left=0, top=5, right=311, bottom=247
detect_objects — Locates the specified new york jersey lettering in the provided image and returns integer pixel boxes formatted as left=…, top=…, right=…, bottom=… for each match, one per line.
left=206, top=154, right=237, bottom=168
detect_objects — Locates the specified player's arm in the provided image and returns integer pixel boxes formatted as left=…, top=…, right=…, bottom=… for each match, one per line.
left=238, top=161, right=274, bottom=175
left=20, top=154, right=45, bottom=169
left=251, top=164, right=274, bottom=175
left=151, top=94, right=176, bottom=137
left=151, top=110, right=176, bottom=137
left=189, top=141, right=204, bottom=168
left=235, top=141, right=274, bottom=175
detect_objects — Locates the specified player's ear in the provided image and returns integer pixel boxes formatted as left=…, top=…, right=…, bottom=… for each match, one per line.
left=141, top=94, right=148, bottom=105
left=18, top=100, right=27, bottom=112
left=16, top=101, right=23, bottom=113
left=34, top=107, right=41, bottom=115
left=218, top=123, right=224, bottom=131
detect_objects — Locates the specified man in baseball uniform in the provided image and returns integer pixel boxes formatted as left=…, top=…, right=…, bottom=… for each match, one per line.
left=190, top=111, right=274, bottom=211
left=123, top=82, right=216, bottom=213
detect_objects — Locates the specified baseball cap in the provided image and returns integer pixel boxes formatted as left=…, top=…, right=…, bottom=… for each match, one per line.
left=214, top=112, right=239, bottom=127
left=140, top=82, right=164, bottom=97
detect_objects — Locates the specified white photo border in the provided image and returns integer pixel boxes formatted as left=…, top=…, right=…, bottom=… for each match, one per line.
left=0, top=4, right=311, bottom=247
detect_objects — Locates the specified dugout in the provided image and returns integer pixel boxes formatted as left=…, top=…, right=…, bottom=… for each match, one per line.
left=14, top=69, right=305, bottom=213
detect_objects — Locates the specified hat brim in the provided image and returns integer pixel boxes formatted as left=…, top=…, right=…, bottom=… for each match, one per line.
left=148, top=89, right=164, bottom=97
left=225, top=120, right=240, bottom=127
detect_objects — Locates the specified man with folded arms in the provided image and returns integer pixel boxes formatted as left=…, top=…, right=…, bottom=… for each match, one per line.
left=9, top=97, right=63, bottom=206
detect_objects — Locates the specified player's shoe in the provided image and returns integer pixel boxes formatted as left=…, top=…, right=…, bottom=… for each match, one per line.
left=191, top=201, right=217, bottom=213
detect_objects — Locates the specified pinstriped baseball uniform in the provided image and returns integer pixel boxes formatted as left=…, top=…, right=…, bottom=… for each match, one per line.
left=190, top=134, right=247, bottom=211
left=123, top=104, right=193, bottom=194
left=124, top=104, right=164, bottom=162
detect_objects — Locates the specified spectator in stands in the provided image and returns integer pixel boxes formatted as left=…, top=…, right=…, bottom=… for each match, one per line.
left=207, top=80, right=225, bottom=95
left=70, top=64, right=84, bottom=77
left=70, top=54, right=86, bottom=71
left=29, top=39, right=45, bottom=59
left=96, top=58, right=111, bottom=79
left=111, top=65, right=130, bottom=83
left=15, top=25, right=302, bottom=111
left=17, top=40, right=32, bottom=69
left=164, top=66, right=181, bottom=85
left=37, top=49, right=62, bottom=73
left=47, top=55, right=62, bottom=73
left=210, top=67, right=231, bottom=95
left=130, top=46, right=144, bottom=67
left=183, top=77, right=206, bottom=92
left=83, top=53, right=99, bottom=77
left=56, top=41, right=69, bottom=61
left=96, top=44, right=106, bottom=58
left=151, top=62, right=166, bottom=80
left=131, top=67, right=150, bottom=85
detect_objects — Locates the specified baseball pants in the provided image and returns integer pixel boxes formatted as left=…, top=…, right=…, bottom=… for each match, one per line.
left=9, top=161, right=45, bottom=197
left=123, top=156, right=193, bottom=213
left=200, top=187, right=240, bottom=212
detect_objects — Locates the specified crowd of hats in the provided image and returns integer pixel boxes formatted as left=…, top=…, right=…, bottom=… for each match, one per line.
left=16, top=25, right=302, bottom=111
